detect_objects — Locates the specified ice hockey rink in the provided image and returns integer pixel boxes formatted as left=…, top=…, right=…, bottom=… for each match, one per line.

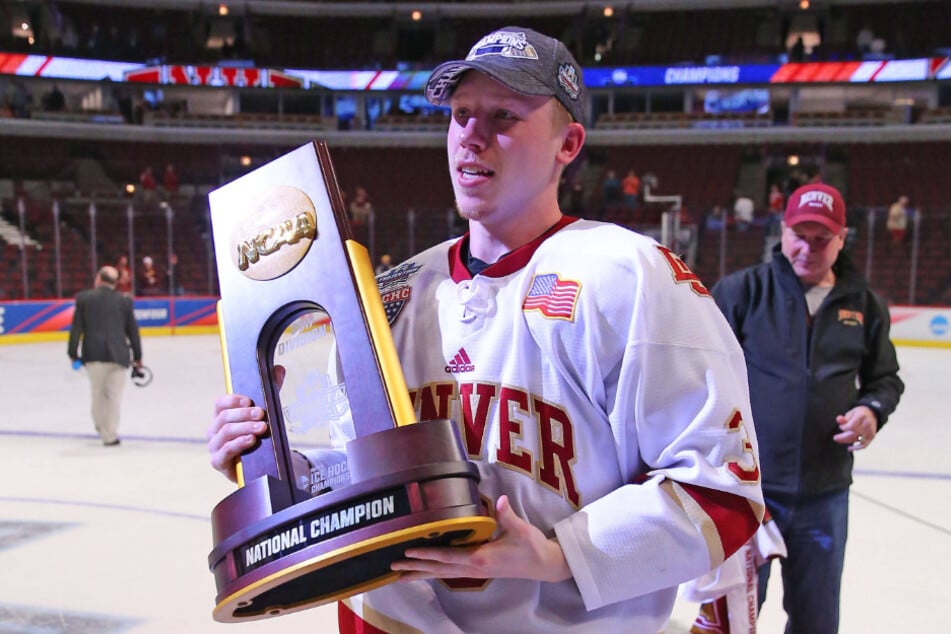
left=1, top=333, right=948, bottom=633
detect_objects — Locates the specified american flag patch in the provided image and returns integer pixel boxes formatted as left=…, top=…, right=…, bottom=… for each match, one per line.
left=522, top=273, right=580, bottom=320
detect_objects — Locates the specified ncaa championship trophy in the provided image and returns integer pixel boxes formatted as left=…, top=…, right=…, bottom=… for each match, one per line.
left=207, top=141, right=496, bottom=622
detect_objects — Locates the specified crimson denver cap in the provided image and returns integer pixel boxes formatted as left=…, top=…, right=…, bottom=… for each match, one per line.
left=784, top=183, right=846, bottom=233
left=425, top=26, right=587, bottom=124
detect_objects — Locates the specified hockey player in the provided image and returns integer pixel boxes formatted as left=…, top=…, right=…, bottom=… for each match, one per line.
left=208, top=26, right=764, bottom=632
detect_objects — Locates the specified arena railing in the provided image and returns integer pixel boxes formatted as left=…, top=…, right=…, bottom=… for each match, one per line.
left=5, top=192, right=948, bottom=307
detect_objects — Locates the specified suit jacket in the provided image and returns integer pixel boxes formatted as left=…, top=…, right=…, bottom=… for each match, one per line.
left=68, top=286, right=142, bottom=367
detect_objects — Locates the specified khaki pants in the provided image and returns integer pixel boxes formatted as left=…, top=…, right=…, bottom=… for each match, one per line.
left=85, top=362, right=127, bottom=444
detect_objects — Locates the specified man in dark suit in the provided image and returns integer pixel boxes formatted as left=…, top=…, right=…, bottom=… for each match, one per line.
left=68, top=266, right=144, bottom=446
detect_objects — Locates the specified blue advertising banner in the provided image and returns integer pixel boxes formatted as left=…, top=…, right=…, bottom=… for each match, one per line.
left=584, top=64, right=781, bottom=88
left=0, top=297, right=219, bottom=343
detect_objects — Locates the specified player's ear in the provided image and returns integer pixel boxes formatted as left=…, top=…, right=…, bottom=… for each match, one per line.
left=557, top=122, right=585, bottom=167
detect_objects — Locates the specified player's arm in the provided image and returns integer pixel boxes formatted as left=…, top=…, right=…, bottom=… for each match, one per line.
left=553, top=248, right=763, bottom=610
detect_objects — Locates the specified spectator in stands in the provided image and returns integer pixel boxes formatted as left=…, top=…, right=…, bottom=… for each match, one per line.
left=139, top=166, right=157, bottom=205
left=167, top=252, right=181, bottom=295
left=783, top=168, right=806, bottom=197
left=704, top=204, right=727, bottom=232
left=712, top=182, right=903, bottom=633
left=61, top=21, right=79, bottom=53
left=789, top=35, right=806, bottom=63
left=83, top=22, right=103, bottom=56
left=67, top=265, right=143, bottom=447
left=765, top=183, right=785, bottom=238
left=115, top=255, right=133, bottom=294
left=42, top=84, right=66, bottom=112
left=162, top=163, right=180, bottom=198
left=6, top=79, right=32, bottom=118
left=566, top=176, right=585, bottom=216
left=856, top=25, right=875, bottom=56
left=125, top=27, right=142, bottom=59
left=348, top=186, right=373, bottom=228
left=869, top=36, right=887, bottom=57
left=138, top=255, right=163, bottom=296
left=621, top=168, right=640, bottom=209
left=600, top=168, right=622, bottom=216
left=733, top=192, right=754, bottom=231
left=375, top=253, right=394, bottom=275
left=887, top=195, right=909, bottom=247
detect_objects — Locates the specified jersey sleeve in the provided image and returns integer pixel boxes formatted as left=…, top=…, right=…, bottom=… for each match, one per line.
left=553, top=243, right=764, bottom=611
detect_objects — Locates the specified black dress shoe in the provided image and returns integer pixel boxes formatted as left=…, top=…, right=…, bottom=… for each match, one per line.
left=103, top=439, right=121, bottom=446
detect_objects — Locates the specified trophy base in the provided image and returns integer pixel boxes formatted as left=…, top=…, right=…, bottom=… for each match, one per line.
left=208, top=419, right=496, bottom=622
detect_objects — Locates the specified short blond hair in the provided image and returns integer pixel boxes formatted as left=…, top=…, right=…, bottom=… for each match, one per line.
left=552, top=99, right=573, bottom=131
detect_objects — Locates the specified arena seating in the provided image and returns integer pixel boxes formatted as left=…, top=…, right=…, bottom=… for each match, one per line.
left=2, top=1, right=949, bottom=304
left=845, top=142, right=946, bottom=207
left=791, top=109, right=905, bottom=127
left=143, top=111, right=335, bottom=131
left=27, top=1, right=951, bottom=68
left=596, top=112, right=772, bottom=130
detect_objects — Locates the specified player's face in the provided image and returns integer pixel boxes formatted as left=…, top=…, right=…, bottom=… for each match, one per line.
left=447, top=72, right=578, bottom=231
left=781, top=221, right=846, bottom=285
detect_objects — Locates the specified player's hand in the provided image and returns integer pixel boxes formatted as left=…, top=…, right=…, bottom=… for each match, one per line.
left=207, top=394, right=268, bottom=482
left=833, top=405, right=877, bottom=452
left=207, top=365, right=286, bottom=482
left=390, top=495, right=571, bottom=584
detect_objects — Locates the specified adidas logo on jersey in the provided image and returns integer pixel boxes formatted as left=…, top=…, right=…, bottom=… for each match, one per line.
left=445, top=348, right=474, bottom=373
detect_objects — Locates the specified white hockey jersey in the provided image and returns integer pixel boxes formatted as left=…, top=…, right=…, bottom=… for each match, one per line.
left=340, top=216, right=764, bottom=633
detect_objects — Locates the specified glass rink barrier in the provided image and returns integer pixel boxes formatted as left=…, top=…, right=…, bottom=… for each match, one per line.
left=4, top=191, right=950, bottom=308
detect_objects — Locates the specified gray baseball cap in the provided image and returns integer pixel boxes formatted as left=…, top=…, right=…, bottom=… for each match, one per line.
left=425, top=26, right=586, bottom=124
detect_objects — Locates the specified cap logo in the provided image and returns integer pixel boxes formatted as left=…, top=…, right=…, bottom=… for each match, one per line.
left=426, top=64, right=467, bottom=103
left=467, top=31, right=538, bottom=62
left=558, top=62, right=581, bottom=101
left=799, top=190, right=834, bottom=212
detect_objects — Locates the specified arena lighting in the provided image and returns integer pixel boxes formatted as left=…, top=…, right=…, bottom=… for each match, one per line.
left=604, top=6, right=614, bottom=18
left=125, top=184, right=136, bottom=195
left=218, top=4, right=229, bottom=17
left=799, top=0, right=810, bottom=9
left=9, top=1, right=32, bottom=42
left=240, top=155, right=252, bottom=167
left=411, top=9, right=422, bottom=21
left=788, top=155, right=800, bottom=166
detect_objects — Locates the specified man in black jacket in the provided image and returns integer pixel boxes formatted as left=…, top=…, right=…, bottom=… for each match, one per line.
left=68, top=266, right=144, bottom=446
left=711, top=182, right=903, bottom=633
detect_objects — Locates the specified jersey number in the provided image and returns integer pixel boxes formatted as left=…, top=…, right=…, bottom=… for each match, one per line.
left=657, top=245, right=711, bottom=297
left=726, top=409, right=760, bottom=484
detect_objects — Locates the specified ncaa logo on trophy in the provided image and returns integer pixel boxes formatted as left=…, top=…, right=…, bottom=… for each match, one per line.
left=206, top=141, right=496, bottom=622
